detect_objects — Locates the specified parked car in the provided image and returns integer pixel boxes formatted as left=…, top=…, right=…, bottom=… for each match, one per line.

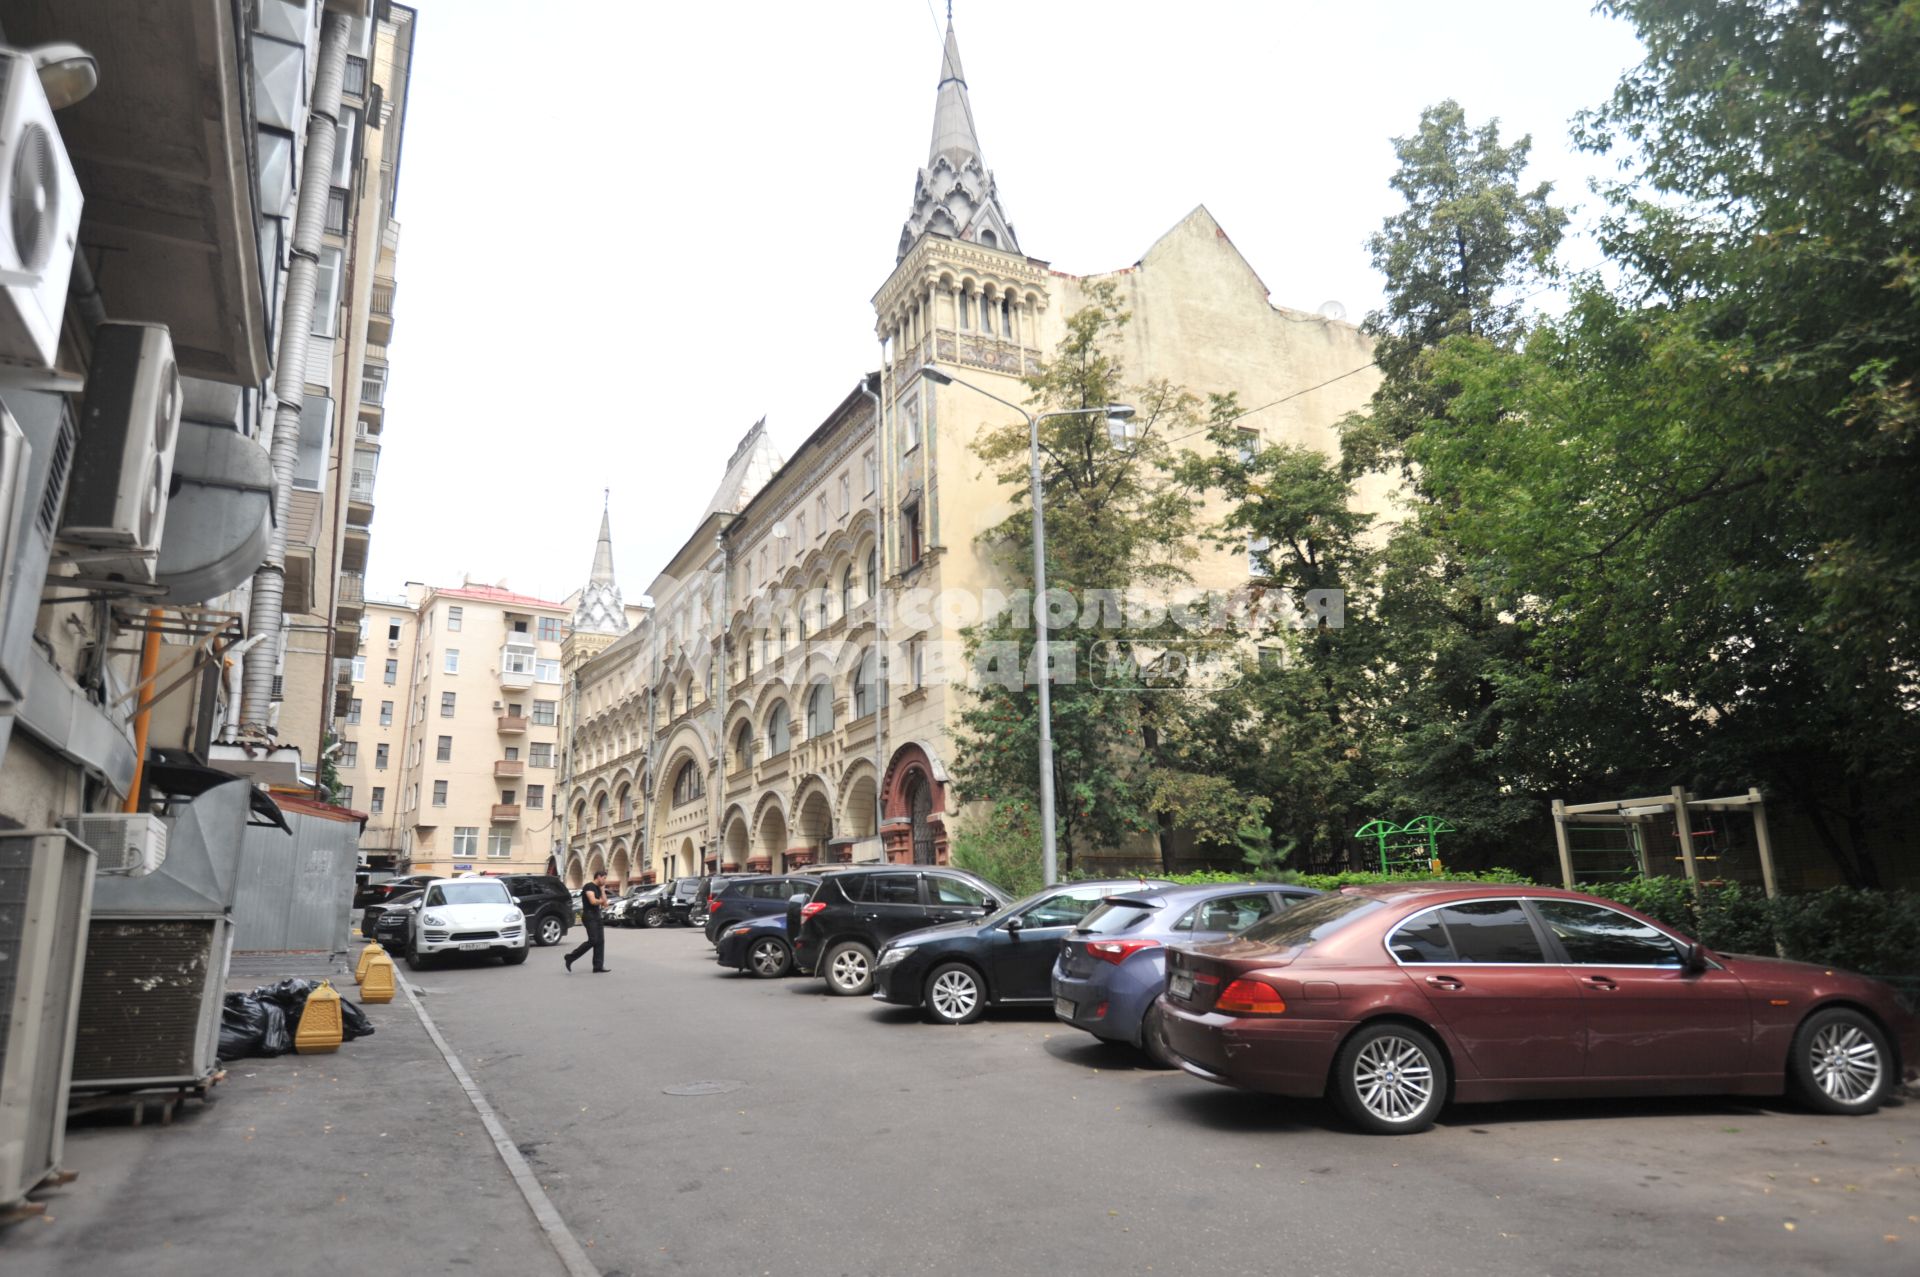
left=715, top=913, right=796, bottom=978
left=501, top=873, right=572, bottom=947
left=705, top=875, right=820, bottom=943
left=1051, top=882, right=1325, bottom=1064
left=668, top=873, right=756, bottom=928
left=361, top=887, right=424, bottom=939
left=604, top=892, right=631, bottom=926
left=372, top=894, right=422, bottom=953
left=403, top=877, right=529, bottom=970
left=623, top=884, right=670, bottom=928
left=789, top=866, right=1009, bottom=996
left=1159, top=882, right=1920, bottom=1134
left=872, top=879, right=1176, bottom=1024
left=357, top=872, right=437, bottom=914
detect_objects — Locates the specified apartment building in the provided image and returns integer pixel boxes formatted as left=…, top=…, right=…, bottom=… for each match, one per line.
left=336, top=583, right=575, bottom=876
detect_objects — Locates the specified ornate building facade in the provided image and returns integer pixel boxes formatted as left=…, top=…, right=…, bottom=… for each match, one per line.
left=557, top=19, right=1382, bottom=886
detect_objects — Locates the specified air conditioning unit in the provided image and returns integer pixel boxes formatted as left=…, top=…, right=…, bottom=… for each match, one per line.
left=0, top=392, right=75, bottom=711
left=0, top=50, right=82, bottom=371
left=58, top=323, right=182, bottom=583
left=63, top=813, right=169, bottom=877
left=0, top=830, right=96, bottom=1210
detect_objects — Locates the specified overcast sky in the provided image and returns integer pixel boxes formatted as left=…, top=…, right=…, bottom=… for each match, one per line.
left=367, top=0, right=1646, bottom=607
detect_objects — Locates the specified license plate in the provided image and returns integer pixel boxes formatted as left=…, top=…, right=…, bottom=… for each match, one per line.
left=459, top=941, right=491, bottom=951
left=1054, top=997, right=1076, bottom=1020
left=1168, top=972, right=1194, bottom=1000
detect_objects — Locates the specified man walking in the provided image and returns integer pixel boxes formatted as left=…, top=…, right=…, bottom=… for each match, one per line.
left=565, top=869, right=610, bottom=973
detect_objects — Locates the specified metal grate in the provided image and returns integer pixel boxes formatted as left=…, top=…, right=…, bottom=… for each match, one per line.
left=70, top=919, right=215, bottom=1085
left=35, top=415, right=74, bottom=537
left=0, top=841, right=30, bottom=1078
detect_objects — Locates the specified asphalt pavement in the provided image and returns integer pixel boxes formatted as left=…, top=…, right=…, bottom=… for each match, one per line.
left=404, top=925, right=1920, bottom=1277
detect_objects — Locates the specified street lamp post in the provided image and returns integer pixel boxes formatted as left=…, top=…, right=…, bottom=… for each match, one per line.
left=919, top=365, right=1134, bottom=885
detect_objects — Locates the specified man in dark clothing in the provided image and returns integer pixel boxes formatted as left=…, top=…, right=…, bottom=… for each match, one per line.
left=565, top=870, right=610, bottom=973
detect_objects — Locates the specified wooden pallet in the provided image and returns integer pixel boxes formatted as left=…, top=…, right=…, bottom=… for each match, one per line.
left=66, top=1070, right=225, bottom=1127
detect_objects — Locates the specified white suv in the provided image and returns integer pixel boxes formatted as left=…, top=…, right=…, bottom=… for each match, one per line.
left=405, top=877, right=528, bottom=968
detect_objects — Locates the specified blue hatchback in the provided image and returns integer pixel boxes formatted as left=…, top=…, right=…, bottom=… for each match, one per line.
left=714, top=913, right=796, bottom=978
left=1051, top=882, right=1324, bottom=1065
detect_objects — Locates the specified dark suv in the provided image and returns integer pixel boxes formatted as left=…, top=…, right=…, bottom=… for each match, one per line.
left=789, top=867, right=1008, bottom=996
left=704, top=875, right=819, bottom=943
left=502, top=874, right=573, bottom=947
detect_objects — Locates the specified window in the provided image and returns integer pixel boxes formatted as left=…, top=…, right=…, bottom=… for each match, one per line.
left=526, top=784, right=545, bottom=810
left=733, top=722, right=756, bottom=772
left=453, top=827, right=479, bottom=857
left=795, top=513, right=806, bottom=548
left=500, top=789, right=516, bottom=806
left=856, top=873, right=920, bottom=905
left=866, top=549, right=878, bottom=598
left=433, top=780, right=448, bottom=806
left=488, top=829, right=512, bottom=859
left=347, top=698, right=362, bottom=724
left=370, top=787, right=385, bottom=815
left=838, top=474, right=851, bottom=517
left=384, top=659, right=398, bottom=685
left=904, top=396, right=921, bottom=450
left=503, top=746, right=519, bottom=762
left=909, top=638, right=926, bottom=690
left=1247, top=535, right=1271, bottom=577
left=436, top=735, right=452, bottom=761
left=766, top=703, right=791, bottom=756
left=538, top=617, right=564, bottom=643
left=388, top=619, right=401, bottom=642
left=863, top=450, right=876, bottom=494
left=294, top=395, right=332, bottom=491
left=902, top=502, right=923, bottom=566
left=665, top=690, right=676, bottom=724
left=841, top=566, right=855, bottom=617
left=441, top=691, right=457, bottom=717
left=379, top=700, right=393, bottom=726
left=806, top=682, right=834, bottom=737
left=1173, top=893, right=1277, bottom=934
left=532, top=700, right=557, bottom=726
left=1236, top=429, right=1258, bottom=464
left=958, top=292, right=972, bottom=330
left=337, top=785, right=353, bottom=807
left=343, top=54, right=368, bottom=96
left=338, top=741, right=358, bottom=767
left=529, top=743, right=554, bottom=768
left=930, top=878, right=994, bottom=909
left=311, top=247, right=343, bottom=337
left=816, top=494, right=829, bottom=533
left=512, top=619, right=530, bottom=636
left=853, top=647, right=877, bottom=718
left=447, top=606, right=462, bottom=631
left=374, top=743, right=388, bottom=769
left=444, top=648, right=460, bottom=674
left=672, top=761, right=704, bottom=807
left=502, top=646, right=533, bottom=675
left=352, top=655, right=366, bottom=680
left=535, top=659, right=561, bottom=683
left=1435, top=901, right=1546, bottom=963
left=1533, top=901, right=1682, bottom=966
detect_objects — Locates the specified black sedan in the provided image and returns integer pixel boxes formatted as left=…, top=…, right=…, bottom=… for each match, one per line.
left=360, top=887, right=424, bottom=939
left=871, top=878, right=1173, bottom=1024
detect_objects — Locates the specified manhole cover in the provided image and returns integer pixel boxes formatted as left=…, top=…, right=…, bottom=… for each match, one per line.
left=662, top=1079, right=744, bottom=1096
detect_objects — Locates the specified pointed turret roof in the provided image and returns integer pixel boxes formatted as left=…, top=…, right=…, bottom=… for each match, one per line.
left=701, top=418, right=785, bottom=521
left=571, top=495, right=629, bottom=636
left=898, top=20, right=1020, bottom=261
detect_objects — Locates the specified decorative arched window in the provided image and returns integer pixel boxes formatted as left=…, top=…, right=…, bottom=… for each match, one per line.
left=853, top=647, right=876, bottom=719
left=618, top=787, right=633, bottom=821
left=766, top=703, right=791, bottom=757
left=595, top=793, right=610, bottom=827
left=841, top=567, right=854, bottom=617
left=664, top=690, right=676, bottom=726
left=806, top=682, right=834, bottom=737
left=733, top=721, right=755, bottom=773
left=865, top=549, right=878, bottom=600
left=671, top=761, right=703, bottom=807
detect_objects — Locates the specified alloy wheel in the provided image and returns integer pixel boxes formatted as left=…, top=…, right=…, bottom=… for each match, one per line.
left=1352, top=1033, right=1436, bottom=1124
left=829, top=947, right=870, bottom=992
left=537, top=915, right=563, bottom=946
left=929, top=968, right=980, bottom=1022
left=748, top=938, right=788, bottom=977
left=1810, top=1021, right=1883, bottom=1104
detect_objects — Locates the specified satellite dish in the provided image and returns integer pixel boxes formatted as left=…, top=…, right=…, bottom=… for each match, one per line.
left=1317, top=300, right=1348, bottom=322
left=772, top=520, right=790, bottom=539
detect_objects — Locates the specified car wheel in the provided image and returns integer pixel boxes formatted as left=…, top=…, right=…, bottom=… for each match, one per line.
left=1330, top=1022, right=1447, bottom=1135
left=1139, top=1002, right=1178, bottom=1070
left=824, top=942, right=875, bottom=996
left=924, top=963, right=986, bottom=1025
left=501, top=946, right=529, bottom=966
left=746, top=937, right=793, bottom=979
left=405, top=947, right=431, bottom=971
left=534, top=914, right=565, bottom=947
left=642, top=907, right=665, bottom=929
left=1789, top=1007, right=1893, bottom=1115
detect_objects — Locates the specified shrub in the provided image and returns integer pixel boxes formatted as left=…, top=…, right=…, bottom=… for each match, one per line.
left=1588, top=879, right=1920, bottom=978
left=949, top=803, right=1045, bottom=901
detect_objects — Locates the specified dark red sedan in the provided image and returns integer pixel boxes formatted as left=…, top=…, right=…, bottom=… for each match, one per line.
left=1159, top=882, right=1919, bottom=1134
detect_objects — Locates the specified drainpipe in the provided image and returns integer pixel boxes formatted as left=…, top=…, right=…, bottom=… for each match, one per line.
left=858, top=370, right=887, bottom=858
left=239, top=11, right=352, bottom=735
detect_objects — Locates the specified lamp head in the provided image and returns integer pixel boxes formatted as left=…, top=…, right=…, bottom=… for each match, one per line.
left=1106, top=404, right=1137, bottom=420
left=30, top=43, right=98, bottom=110
left=918, top=365, right=953, bottom=386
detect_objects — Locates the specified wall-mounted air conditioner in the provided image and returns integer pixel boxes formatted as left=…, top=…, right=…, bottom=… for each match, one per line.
left=0, top=830, right=96, bottom=1210
left=0, top=392, right=75, bottom=711
left=64, top=813, right=169, bottom=877
left=0, top=49, right=82, bottom=372
left=58, top=323, right=182, bottom=584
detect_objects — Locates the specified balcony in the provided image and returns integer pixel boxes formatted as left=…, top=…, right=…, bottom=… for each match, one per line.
left=347, top=482, right=375, bottom=527
left=337, top=571, right=365, bottom=617
left=499, top=644, right=536, bottom=691
left=368, top=282, right=395, bottom=344
left=494, top=759, right=525, bottom=779
left=497, top=713, right=529, bottom=734
left=491, top=804, right=522, bottom=824
left=332, top=682, right=353, bottom=718
left=342, top=524, right=370, bottom=574
left=332, top=621, right=360, bottom=659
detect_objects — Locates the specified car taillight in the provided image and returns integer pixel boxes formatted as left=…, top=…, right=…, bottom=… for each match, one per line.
left=800, top=902, right=827, bottom=920
left=1087, top=939, right=1161, bottom=965
left=1215, top=979, right=1287, bottom=1015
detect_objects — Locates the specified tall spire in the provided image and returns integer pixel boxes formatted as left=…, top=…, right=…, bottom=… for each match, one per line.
left=572, top=495, right=628, bottom=636
left=898, top=19, right=1020, bottom=261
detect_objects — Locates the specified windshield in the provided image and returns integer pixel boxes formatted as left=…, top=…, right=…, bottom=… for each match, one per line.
left=982, top=884, right=1114, bottom=929
left=425, top=881, right=512, bottom=907
left=1076, top=898, right=1160, bottom=935
left=1234, top=894, right=1382, bottom=948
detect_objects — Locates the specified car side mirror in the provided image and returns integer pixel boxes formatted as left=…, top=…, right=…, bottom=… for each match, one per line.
left=789, top=893, right=810, bottom=904
left=1006, top=916, right=1024, bottom=933
left=1682, top=942, right=1708, bottom=974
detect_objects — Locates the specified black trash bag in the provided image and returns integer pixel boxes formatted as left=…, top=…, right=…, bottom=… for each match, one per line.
left=218, top=992, right=269, bottom=1062
left=338, top=995, right=376, bottom=1042
left=258, top=999, right=291, bottom=1056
